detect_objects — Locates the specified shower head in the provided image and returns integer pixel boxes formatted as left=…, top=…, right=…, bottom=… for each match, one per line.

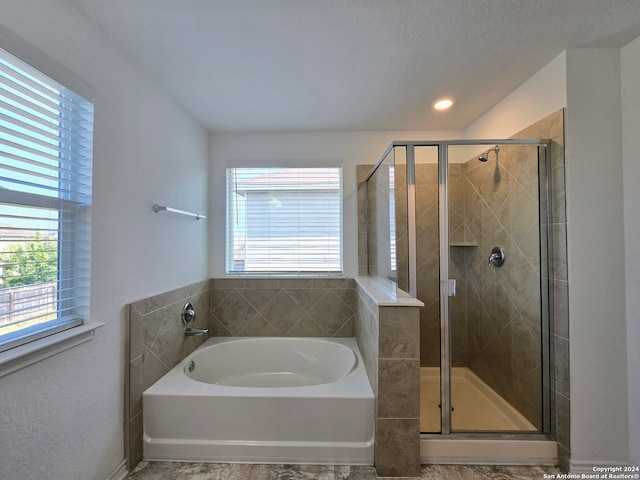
left=478, top=145, right=499, bottom=162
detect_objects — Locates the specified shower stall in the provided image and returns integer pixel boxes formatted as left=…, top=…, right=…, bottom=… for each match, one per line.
left=365, top=138, right=555, bottom=447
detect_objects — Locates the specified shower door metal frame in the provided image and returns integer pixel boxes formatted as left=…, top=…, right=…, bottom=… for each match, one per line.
left=377, top=138, right=552, bottom=437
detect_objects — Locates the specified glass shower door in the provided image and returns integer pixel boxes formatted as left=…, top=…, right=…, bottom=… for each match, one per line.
left=413, top=145, right=442, bottom=434
left=447, top=143, right=548, bottom=433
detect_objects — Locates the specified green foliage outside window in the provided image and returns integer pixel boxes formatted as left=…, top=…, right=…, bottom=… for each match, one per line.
left=0, top=233, right=58, bottom=287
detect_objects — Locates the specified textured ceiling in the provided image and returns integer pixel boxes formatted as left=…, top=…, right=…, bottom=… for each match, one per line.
left=70, top=0, right=640, bottom=132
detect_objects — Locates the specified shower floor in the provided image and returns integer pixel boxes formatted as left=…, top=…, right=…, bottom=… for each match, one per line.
left=420, top=367, right=537, bottom=433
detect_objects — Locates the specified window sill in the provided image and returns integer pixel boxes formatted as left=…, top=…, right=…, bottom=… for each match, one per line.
left=0, top=322, right=105, bottom=378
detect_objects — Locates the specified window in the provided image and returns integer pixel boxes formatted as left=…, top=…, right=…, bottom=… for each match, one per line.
left=0, top=47, right=93, bottom=354
left=226, top=166, right=342, bottom=275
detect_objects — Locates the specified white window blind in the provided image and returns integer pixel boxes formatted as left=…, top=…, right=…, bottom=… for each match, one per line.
left=0, top=47, right=93, bottom=353
left=226, top=167, right=342, bottom=275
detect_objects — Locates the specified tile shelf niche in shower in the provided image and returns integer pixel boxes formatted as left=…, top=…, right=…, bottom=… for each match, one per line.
left=450, top=241, right=478, bottom=247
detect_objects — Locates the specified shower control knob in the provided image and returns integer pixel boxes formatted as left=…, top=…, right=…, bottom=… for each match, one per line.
left=488, top=247, right=506, bottom=267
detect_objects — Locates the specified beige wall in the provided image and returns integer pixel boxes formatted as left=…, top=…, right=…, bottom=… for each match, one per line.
left=565, top=48, right=629, bottom=468
left=621, top=35, right=640, bottom=467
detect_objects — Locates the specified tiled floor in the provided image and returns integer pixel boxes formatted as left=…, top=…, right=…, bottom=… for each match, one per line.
left=127, top=462, right=563, bottom=479
left=419, top=465, right=562, bottom=479
left=127, top=463, right=377, bottom=479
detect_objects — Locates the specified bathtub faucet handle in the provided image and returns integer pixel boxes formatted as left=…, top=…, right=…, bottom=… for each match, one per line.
left=182, top=302, right=197, bottom=325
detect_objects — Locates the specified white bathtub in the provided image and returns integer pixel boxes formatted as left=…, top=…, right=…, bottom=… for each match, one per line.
left=142, top=337, right=375, bottom=464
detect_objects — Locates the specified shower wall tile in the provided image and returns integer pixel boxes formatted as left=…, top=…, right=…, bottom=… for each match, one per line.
left=413, top=163, right=441, bottom=368
left=553, top=280, right=569, bottom=340
left=454, top=110, right=568, bottom=433
left=357, top=164, right=370, bottom=229
left=555, top=391, right=571, bottom=453
left=553, top=334, right=570, bottom=399
left=419, top=299, right=441, bottom=367
left=551, top=223, right=568, bottom=282
left=464, top=109, right=569, bottom=464
left=551, top=164, right=567, bottom=224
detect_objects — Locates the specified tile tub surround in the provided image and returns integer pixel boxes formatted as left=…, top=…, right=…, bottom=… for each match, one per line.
left=126, top=277, right=358, bottom=471
left=125, top=280, right=211, bottom=471
left=355, top=277, right=422, bottom=478
left=210, top=278, right=356, bottom=337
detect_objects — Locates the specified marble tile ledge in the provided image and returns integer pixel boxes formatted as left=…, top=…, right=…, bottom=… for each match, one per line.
left=354, top=276, right=424, bottom=307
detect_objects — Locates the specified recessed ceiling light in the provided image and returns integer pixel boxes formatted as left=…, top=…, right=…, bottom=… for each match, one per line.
left=433, top=98, right=454, bottom=110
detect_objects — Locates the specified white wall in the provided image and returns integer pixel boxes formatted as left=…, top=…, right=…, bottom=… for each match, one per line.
left=209, top=130, right=461, bottom=278
left=565, top=48, right=628, bottom=468
left=0, top=2, right=209, bottom=480
left=464, top=51, right=567, bottom=139
left=621, top=36, right=640, bottom=466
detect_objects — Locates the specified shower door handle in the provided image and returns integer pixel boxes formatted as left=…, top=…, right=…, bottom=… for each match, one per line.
left=448, top=279, right=457, bottom=297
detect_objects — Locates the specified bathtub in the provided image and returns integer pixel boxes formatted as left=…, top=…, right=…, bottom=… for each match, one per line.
left=142, top=337, right=375, bottom=464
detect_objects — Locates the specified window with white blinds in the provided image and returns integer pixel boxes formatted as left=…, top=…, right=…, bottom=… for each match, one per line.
left=226, top=167, right=342, bottom=275
left=0, top=47, right=93, bottom=353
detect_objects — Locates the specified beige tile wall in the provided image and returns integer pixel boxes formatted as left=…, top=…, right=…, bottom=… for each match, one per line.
left=512, top=109, right=570, bottom=468
left=355, top=281, right=379, bottom=397
left=209, top=278, right=356, bottom=337
left=125, top=280, right=210, bottom=471
left=355, top=282, right=421, bottom=478
left=461, top=142, right=544, bottom=428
